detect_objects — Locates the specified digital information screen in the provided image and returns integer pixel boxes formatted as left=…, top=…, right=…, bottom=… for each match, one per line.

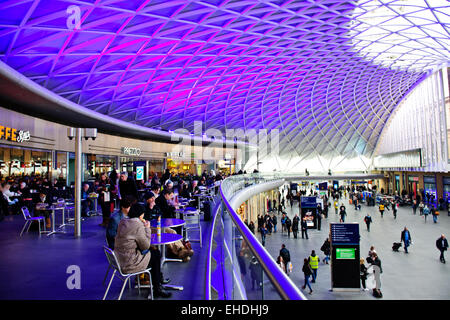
left=336, top=248, right=356, bottom=259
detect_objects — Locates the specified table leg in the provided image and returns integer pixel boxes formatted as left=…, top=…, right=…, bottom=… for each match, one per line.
left=159, top=244, right=184, bottom=291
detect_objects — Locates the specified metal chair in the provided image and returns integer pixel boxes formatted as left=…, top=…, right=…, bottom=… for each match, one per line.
left=102, top=246, right=153, bottom=300
left=184, top=211, right=202, bottom=247
left=103, top=236, right=113, bottom=285
left=20, top=206, right=46, bottom=236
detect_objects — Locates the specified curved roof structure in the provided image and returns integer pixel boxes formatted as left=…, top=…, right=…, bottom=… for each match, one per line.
left=0, top=0, right=449, bottom=164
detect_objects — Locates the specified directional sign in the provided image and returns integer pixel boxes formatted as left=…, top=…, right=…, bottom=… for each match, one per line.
left=330, top=223, right=360, bottom=245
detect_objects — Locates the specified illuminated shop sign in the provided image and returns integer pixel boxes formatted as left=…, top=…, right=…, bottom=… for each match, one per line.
left=0, top=125, right=31, bottom=143
left=121, top=147, right=141, bottom=156
left=165, top=152, right=184, bottom=157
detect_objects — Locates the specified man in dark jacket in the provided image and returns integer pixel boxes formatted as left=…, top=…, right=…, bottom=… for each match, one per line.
left=436, top=234, right=449, bottom=263
left=156, top=189, right=176, bottom=219
left=292, top=214, right=300, bottom=238
left=143, top=192, right=162, bottom=221
left=279, top=244, right=290, bottom=274
left=285, top=216, right=292, bottom=238
left=301, top=217, right=308, bottom=239
left=118, top=172, right=138, bottom=200
left=401, top=227, right=412, bottom=253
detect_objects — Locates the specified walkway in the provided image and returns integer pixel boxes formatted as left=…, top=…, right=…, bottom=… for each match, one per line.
left=261, top=195, right=450, bottom=299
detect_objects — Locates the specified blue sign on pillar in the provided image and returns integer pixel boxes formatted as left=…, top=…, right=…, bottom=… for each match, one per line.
left=136, top=166, right=144, bottom=180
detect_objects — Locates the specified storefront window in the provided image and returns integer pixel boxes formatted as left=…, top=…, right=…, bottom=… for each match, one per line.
left=443, top=177, right=450, bottom=202
left=423, top=176, right=437, bottom=203
left=0, top=146, right=51, bottom=178
left=86, top=154, right=116, bottom=179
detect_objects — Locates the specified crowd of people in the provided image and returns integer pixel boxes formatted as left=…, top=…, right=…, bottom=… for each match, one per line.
left=242, top=183, right=450, bottom=298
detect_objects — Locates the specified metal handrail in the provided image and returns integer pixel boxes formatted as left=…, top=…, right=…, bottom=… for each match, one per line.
left=218, top=175, right=306, bottom=300
left=206, top=201, right=222, bottom=300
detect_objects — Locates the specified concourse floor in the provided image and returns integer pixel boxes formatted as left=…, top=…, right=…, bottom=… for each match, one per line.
left=261, top=196, right=450, bottom=300
left=0, top=210, right=213, bottom=300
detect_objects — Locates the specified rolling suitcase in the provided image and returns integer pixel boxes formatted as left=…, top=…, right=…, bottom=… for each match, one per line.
left=392, top=242, right=402, bottom=251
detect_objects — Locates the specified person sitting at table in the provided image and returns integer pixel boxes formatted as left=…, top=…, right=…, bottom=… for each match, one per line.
left=17, top=181, right=32, bottom=209
left=156, top=189, right=176, bottom=219
left=164, top=180, right=174, bottom=193
left=144, top=192, right=162, bottom=221
left=2, top=183, right=20, bottom=208
left=114, top=203, right=171, bottom=298
left=179, top=181, right=190, bottom=199
left=106, top=198, right=131, bottom=250
left=188, top=180, right=200, bottom=196
left=81, top=183, right=94, bottom=217
left=35, top=192, right=52, bottom=228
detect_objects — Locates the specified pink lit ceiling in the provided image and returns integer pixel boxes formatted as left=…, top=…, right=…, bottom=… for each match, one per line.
left=0, top=0, right=448, bottom=162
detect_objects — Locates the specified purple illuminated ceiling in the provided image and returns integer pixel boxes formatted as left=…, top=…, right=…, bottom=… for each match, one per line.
left=0, top=0, right=448, bottom=160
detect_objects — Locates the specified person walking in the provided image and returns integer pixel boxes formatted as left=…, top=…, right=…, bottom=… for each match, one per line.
left=279, top=244, right=291, bottom=274
left=339, top=204, right=347, bottom=222
left=412, top=199, right=418, bottom=215
left=302, top=258, right=313, bottom=294
left=392, top=201, right=398, bottom=219
left=370, top=253, right=383, bottom=297
left=401, top=227, right=412, bottom=253
left=281, top=213, right=286, bottom=233
left=334, top=200, right=338, bottom=215
left=423, top=204, right=430, bottom=222
left=308, top=250, right=319, bottom=283
left=260, top=223, right=268, bottom=247
left=360, top=258, right=369, bottom=291
left=364, top=214, right=372, bottom=232
left=272, top=214, right=278, bottom=232
left=320, top=238, right=331, bottom=264
left=317, top=209, right=322, bottom=230
left=379, top=202, right=385, bottom=218
left=436, top=234, right=448, bottom=263
left=285, top=216, right=292, bottom=238
left=292, top=214, right=300, bottom=239
left=419, top=201, right=424, bottom=215
left=301, top=217, right=309, bottom=239
left=431, top=205, right=438, bottom=223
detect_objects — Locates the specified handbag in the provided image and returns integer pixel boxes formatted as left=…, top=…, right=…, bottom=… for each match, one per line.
left=288, top=261, right=293, bottom=273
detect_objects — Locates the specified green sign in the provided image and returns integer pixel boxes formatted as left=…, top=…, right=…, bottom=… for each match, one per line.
left=336, top=248, right=356, bottom=260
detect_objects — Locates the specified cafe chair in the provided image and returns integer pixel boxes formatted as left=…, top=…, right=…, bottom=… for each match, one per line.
left=103, top=236, right=113, bottom=285
left=20, top=206, right=46, bottom=236
left=103, top=246, right=153, bottom=300
left=184, top=211, right=202, bottom=247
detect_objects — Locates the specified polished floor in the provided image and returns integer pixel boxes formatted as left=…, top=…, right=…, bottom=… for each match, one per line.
left=0, top=208, right=212, bottom=300
left=261, top=196, right=450, bottom=300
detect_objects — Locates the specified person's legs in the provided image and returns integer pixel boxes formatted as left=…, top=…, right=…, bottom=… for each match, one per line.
left=311, top=269, right=317, bottom=282
left=439, top=249, right=445, bottom=263
left=404, top=241, right=409, bottom=253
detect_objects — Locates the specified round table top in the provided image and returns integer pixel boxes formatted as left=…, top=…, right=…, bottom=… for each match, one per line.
left=151, top=233, right=182, bottom=245
left=150, top=218, right=185, bottom=228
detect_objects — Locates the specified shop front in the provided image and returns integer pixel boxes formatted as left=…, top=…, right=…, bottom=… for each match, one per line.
left=408, top=175, right=419, bottom=199
left=423, top=175, right=437, bottom=203
left=443, top=177, right=450, bottom=204
left=0, top=145, right=52, bottom=177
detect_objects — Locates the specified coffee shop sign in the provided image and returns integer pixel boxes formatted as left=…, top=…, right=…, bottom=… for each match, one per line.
left=0, top=125, right=31, bottom=143
left=121, top=147, right=141, bottom=156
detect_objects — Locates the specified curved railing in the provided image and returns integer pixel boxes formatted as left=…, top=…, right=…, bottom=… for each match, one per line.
left=206, top=174, right=306, bottom=300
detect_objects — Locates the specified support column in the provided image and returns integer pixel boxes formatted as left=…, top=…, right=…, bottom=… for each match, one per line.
left=74, top=128, right=82, bottom=237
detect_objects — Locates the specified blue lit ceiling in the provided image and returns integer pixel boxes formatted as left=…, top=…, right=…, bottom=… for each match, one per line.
left=0, top=0, right=449, bottom=167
